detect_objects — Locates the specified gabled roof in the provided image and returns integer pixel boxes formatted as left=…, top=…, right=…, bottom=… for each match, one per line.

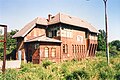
left=49, top=13, right=98, bottom=33
left=25, top=35, right=62, bottom=43
left=13, top=12, right=98, bottom=38
left=12, top=17, right=48, bottom=38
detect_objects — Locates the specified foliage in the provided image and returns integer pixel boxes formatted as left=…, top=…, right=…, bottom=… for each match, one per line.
left=96, top=51, right=106, bottom=57
left=97, top=29, right=106, bottom=51
left=110, top=40, right=120, bottom=51
left=42, top=59, right=53, bottom=69
left=114, top=71, right=120, bottom=80
left=0, top=51, right=120, bottom=80
left=0, top=29, right=18, bottom=60
left=7, top=29, right=18, bottom=52
left=66, top=69, right=90, bottom=80
left=99, top=66, right=115, bottom=80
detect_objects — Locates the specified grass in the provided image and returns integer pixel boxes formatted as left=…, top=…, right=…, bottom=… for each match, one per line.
left=0, top=51, right=120, bottom=80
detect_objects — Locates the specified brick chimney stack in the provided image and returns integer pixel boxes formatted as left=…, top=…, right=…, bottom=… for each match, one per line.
left=48, top=14, right=52, bottom=22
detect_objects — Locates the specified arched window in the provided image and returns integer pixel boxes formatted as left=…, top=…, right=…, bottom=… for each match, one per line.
left=63, top=44, right=68, bottom=53
left=66, top=44, right=68, bottom=53
left=51, top=48, right=56, bottom=57
left=72, top=44, right=74, bottom=53
left=45, top=47, right=49, bottom=57
left=77, top=45, right=79, bottom=53
left=75, top=45, right=77, bottom=53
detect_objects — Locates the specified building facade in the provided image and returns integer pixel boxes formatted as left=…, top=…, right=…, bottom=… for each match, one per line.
left=13, top=13, right=98, bottom=64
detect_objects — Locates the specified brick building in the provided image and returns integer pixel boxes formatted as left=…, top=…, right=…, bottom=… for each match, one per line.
left=13, top=13, right=98, bottom=64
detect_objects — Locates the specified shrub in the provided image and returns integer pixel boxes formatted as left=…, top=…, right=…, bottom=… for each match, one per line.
left=65, top=69, right=90, bottom=80
left=99, top=67, right=115, bottom=80
left=4, top=69, right=18, bottom=80
left=114, top=71, right=120, bottom=80
left=114, top=63, right=120, bottom=71
left=96, top=51, right=106, bottom=57
left=61, top=63, right=69, bottom=75
left=52, top=66, right=58, bottom=72
left=95, top=61, right=107, bottom=70
left=42, top=59, right=52, bottom=69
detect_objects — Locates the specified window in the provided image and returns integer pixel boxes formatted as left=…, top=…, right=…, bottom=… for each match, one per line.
left=80, top=45, right=81, bottom=53
left=63, top=44, right=68, bottom=53
left=35, top=43, right=39, bottom=49
left=72, top=44, right=74, bottom=53
left=77, top=35, right=83, bottom=43
left=48, top=32, right=52, bottom=37
left=77, top=45, right=79, bottom=53
left=75, top=45, right=77, bottom=53
left=85, top=32, right=89, bottom=39
left=52, top=30, right=57, bottom=37
left=61, top=29, right=73, bottom=38
left=66, top=44, right=68, bottom=53
left=51, top=48, right=56, bottom=57
left=63, top=44, right=65, bottom=53
left=84, top=45, right=85, bottom=53
left=82, top=45, right=83, bottom=53
left=45, top=47, right=49, bottom=57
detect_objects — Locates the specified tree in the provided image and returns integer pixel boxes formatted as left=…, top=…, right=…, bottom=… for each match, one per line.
left=97, top=29, right=106, bottom=51
left=110, top=40, right=120, bottom=51
left=7, top=29, right=18, bottom=52
left=0, top=29, right=18, bottom=60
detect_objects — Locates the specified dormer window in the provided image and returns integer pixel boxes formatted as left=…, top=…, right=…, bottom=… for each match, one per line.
left=52, top=30, right=57, bottom=37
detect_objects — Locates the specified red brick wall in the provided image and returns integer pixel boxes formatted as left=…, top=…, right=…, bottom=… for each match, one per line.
left=24, top=27, right=46, bottom=41
left=60, top=29, right=87, bottom=61
left=30, top=43, right=61, bottom=63
left=39, top=43, right=61, bottom=63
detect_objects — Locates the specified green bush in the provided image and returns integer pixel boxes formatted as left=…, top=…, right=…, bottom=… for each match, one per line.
left=42, top=59, right=52, bottom=69
left=0, top=51, right=119, bottom=80
left=4, top=69, right=18, bottom=80
left=114, top=63, right=120, bottom=71
left=99, top=67, right=115, bottom=80
left=61, top=63, right=69, bottom=76
left=95, top=61, right=107, bottom=70
left=96, top=51, right=106, bottom=57
left=114, top=71, right=120, bottom=80
left=65, top=69, right=90, bottom=80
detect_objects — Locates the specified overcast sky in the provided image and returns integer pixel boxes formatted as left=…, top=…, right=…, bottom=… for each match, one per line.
left=0, top=0, right=120, bottom=41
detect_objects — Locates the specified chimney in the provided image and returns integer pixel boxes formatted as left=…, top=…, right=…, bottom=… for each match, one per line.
left=48, top=14, right=52, bottom=22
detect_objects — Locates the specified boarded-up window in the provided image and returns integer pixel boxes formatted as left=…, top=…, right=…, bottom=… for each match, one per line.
left=52, top=48, right=56, bottom=57
left=45, top=47, right=49, bottom=57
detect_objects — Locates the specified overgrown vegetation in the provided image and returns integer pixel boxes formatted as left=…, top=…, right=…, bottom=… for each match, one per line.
left=0, top=51, right=120, bottom=80
left=97, top=29, right=120, bottom=57
left=0, top=29, right=120, bottom=79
